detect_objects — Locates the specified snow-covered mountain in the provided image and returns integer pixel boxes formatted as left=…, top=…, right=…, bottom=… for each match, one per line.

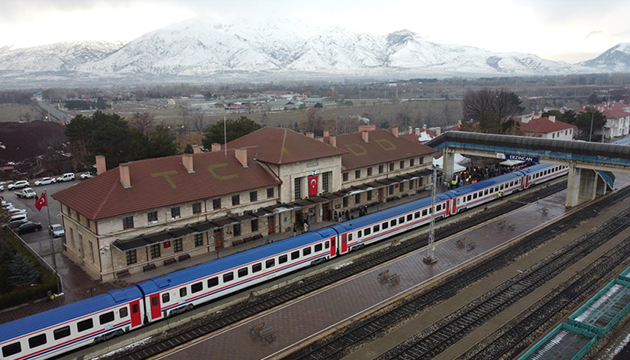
left=0, top=17, right=626, bottom=85
left=580, top=43, right=630, bottom=72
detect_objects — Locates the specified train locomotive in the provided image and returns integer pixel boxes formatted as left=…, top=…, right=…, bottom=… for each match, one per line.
left=0, top=163, right=568, bottom=360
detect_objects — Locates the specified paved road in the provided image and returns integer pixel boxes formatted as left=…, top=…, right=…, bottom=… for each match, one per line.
left=36, top=100, right=72, bottom=123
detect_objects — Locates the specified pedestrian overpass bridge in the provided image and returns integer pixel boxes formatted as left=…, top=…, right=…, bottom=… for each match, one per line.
left=426, top=132, right=630, bottom=207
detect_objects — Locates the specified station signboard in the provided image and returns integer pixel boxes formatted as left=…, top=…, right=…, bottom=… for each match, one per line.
left=496, top=153, right=539, bottom=163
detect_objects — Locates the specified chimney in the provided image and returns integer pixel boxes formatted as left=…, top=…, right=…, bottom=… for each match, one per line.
left=392, top=126, right=399, bottom=137
left=192, top=145, right=201, bottom=154
left=329, top=135, right=337, bottom=147
left=211, top=143, right=221, bottom=152
left=182, top=154, right=194, bottom=173
left=423, top=124, right=427, bottom=130
left=548, top=115, right=556, bottom=123
left=306, top=132, right=314, bottom=138
left=96, top=155, right=106, bottom=175
left=358, top=124, right=376, bottom=132
left=235, top=148, right=248, bottom=168
left=408, top=126, right=412, bottom=134
left=316, top=137, right=324, bottom=142
left=435, top=127, right=442, bottom=136
left=323, top=130, right=330, bottom=137
left=415, top=127, right=421, bottom=136
left=362, top=131, right=369, bottom=143
left=119, top=163, right=131, bottom=188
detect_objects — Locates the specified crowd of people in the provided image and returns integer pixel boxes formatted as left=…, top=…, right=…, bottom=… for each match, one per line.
left=447, top=161, right=535, bottom=189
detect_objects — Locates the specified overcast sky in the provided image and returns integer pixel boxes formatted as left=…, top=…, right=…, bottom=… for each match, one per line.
left=1, top=0, right=628, bottom=63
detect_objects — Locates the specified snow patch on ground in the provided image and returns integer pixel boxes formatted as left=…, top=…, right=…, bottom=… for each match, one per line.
left=335, top=261, right=353, bottom=270
left=93, top=336, right=152, bottom=359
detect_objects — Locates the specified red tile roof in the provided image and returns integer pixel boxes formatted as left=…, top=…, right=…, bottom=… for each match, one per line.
left=227, top=127, right=347, bottom=164
left=518, top=117, right=576, bottom=134
left=329, top=129, right=436, bottom=170
left=52, top=150, right=281, bottom=220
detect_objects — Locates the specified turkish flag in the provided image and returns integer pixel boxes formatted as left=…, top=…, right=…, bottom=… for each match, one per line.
left=308, top=175, right=318, bottom=196
left=35, top=193, right=47, bottom=211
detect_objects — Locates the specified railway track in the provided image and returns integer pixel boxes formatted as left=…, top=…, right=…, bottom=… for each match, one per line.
left=102, top=183, right=566, bottom=360
left=282, top=185, right=630, bottom=360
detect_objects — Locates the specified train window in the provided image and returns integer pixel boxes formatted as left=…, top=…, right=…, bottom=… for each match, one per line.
left=473, top=193, right=477, bottom=199
left=238, top=268, right=248, bottom=278
left=390, top=219, right=396, bottom=227
left=373, top=224, right=380, bottom=232
left=99, top=312, right=115, bottom=325
left=54, top=326, right=71, bottom=340
left=429, top=207, right=433, bottom=214
left=399, top=216, right=405, bottom=223
left=29, top=334, right=47, bottom=349
left=315, top=243, right=323, bottom=252
left=252, top=263, right=262, bottom=273
left=495, top=186, right=499, bottom=192
left=484, top=189, right=488, bottom=195
left=407, top=214, right=413, bottom=221
left=208, top=277, right=219, bottom=287
left=382, top=222, right=389, bottom=230
left=490, top=188, right=494, bottom=194
left=364, top=228, right=371, bottom=236
left=191, top=282, right=203, bottom=293
left=279, top=254, right=288, bottom=264
left=266, top=258, right=275, bottom=268
left=303, top=247, right=312, bottom=256
left=291, top=251, right=300, bottom=260
left=152, top=297, right=158, bottom=307
left=457, top=198, right=461, bottom=204
left=348, top=233, right=353, bottom=241
left=77, top=319, right=93, bottom=332
left=162, top=293, right=170, bottom=303
left=120, top=307, right=129, bottom=318
left=415, top=212, right=420, bottom=219
left=325, top=241, right=330, bottom=249
left=132, top=303, right=139, bottom=314
left=467, top=195, right=471, bottom=201
left=2, top=342, right=21, bottom=357
left=500, top=184, right=504, bottom=190
left=180, top=287, right=187, bottom=297
left=357, top=230, right=362, bottom=238
left=422, top=209, right=428, bottom=216
left=223, top=272, right=234, bottom=282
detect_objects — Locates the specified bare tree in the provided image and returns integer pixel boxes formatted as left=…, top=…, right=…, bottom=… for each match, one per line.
left=190, top=113, right=206, bottom=133
left=299, top=108, right=325, bottom=136
left=129, top=112, right=155, bottom=135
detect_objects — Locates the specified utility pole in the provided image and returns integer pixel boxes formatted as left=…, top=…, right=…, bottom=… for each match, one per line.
left=423, top=165, right=438, bottom=264
left=589, top=110, right=594, bottom=142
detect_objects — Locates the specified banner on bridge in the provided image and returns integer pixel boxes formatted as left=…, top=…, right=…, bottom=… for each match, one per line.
left=496, top=153, right=539, bottom=163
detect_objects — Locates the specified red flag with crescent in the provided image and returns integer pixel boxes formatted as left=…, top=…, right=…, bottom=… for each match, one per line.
left=308, top=175, right=318, bottom=196
left=35, top=193, right=47, bottom=211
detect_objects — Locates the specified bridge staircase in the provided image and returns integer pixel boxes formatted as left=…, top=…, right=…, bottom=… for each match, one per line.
left=597, top=170, right=615, bottom=191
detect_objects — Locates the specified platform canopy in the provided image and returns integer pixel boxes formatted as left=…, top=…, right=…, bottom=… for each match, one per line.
left=499, top=159, right=525, bottom=166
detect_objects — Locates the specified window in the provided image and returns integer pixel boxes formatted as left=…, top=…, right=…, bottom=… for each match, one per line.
left=147, top=211, right=158, bottom=224
left=400, top=182, right=405, bottom=192
left=208, top=277, right=219, bottom=287
left=322, top=172, right=330, bottom=193
left=132, top=303, right=139, bottom=315
left=279, top=255, right=288, bottom=264
left=343, top=172, right=349, bottom=181
left=152, top=297, right=158, bottom=307
left=390, top=219, right=397, bottom=227
left=212, top=198, right=221, bottom=210
left=291, top=251, right=300, bottom=260
left=295, top=177, right=302, bottom=199
left=223, top=272, right=234, bottom=282
left=358, top=230, right=363, bottom=238
left=2, top=343, right=21, bottom=357
left=473, top=193, right=477, bottom=199
left=234, top=223, right=241, bottom=236
left=29, top=334, right=47, bottom=349
left=399, top=216, right=405, bottom=223
left=484, top=189, right=489, bottom=195
left=415, top=211, right=420, bottom=219
left=382, top=222, right=389, bottom=230
left=373, top=224, right=380, bottom=232
left=367, top=191, right=372, bottom=201
left=355, top=193, right=361, bottom=204
left=303, top=247, right=312, bottom=256
left=364, top=228, right=371, bottom=235
left=174, top=239, right=183, bottom=252
left=150, top=244, right=161, bottom=258
left=409, top=180, right=414, bottom=189
left=54, top=326, right=71, bottom=340
left=266, top=258, right=275, bottom=268
left=238, top=268, right=248, bottom=278
left=355, top=170, right=361, bottom=179
left=77, top=319, right=93, bottom=332
left=389, top=162, right=394, bottom=171
left=325, top=241, right=330, bottom=249
left=250, top=191, right=257, bottom=202
left=120, top=307, right=128, bottom=318
left=171, top=207, right=180, bottom=219
left=343, top=197, right=348, bottom=207
left=389, top=185, right=394, bottom=195
left=126, top=250, right=137, bottom=265
left=315, top=243, right=323, bottom=252
left=162, top=293, right=170, bottom=303
left=192, top=202, right=201, bottom=214
left=379, top=165, right=384, bottom=174
left=267, top=187, right=274, bottom=198
left=419, top=156, right=424, bottom=164
left=400, top=160, right=405, bottom=169
left=99, top=312, right=115, bottom=325
left=467, top=195, right=472, bottom=201
left=232, top=194, right=240, bottom=206
left=367, top=167, right=373, bottom=176
left=194, top=233, right=204, bottom=247
left=410, top=158, right=415, bottom=166
left=123, top=216, right=134, bottom=229
left=180, top=287, right=187, bottom=297
left=252, top=263, right=262, bottom=272
left=407, top=214, right=413, bottom=221
left=251, top=219, right=258, bottom=232
left=191, top=282, right=203, bottom=293
left=422, top=209, right=428, bottom=216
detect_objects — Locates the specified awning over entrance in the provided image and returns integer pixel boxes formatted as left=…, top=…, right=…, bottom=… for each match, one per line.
left=112, top=221, right=221, bottom=251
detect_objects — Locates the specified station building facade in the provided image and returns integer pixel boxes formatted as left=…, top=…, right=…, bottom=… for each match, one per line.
left=53, top=126, right=436, bottom=281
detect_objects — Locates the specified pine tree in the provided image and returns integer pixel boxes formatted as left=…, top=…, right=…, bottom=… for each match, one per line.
left=9, top=253, right=39, bottom=287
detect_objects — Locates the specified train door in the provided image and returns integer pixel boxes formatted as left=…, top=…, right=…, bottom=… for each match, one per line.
left=130, top=300, right=142, bottom=328
left=524, top=175, right=529, bottom=189
left=340, top=233, right=348, bottom=254
left=451, top=198, right=457, bottom=215
left=330, top=237, right=337, bottom=257
left=445, top=200, right=450, bottom=216
left=149, top=294, right=161, bottom=321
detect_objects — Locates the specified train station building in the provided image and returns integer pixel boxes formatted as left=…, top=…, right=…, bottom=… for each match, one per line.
left=52, top=126, right=436, bottom=281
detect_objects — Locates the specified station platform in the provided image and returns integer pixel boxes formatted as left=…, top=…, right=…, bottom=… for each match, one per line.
left=153, top=189, right=571, bottom=360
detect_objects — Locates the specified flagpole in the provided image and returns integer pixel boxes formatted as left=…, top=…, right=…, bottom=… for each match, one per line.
left=44, top=189, right=60, bottom=294
left=223, top=116, right=227, bottom=161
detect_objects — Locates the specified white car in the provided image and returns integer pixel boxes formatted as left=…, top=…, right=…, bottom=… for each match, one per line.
left=7, top=208, right=27, bottom=216
left=16, top=188, right=37, bottom=199
left=34, top=177, right=56, bottom=186
left=7, top=180, right=30, bottom=190
left=0, top=184, right=3, bottom=192
left=48, top=224, right=65, bottom=238
left=80, top=172, right=94, bottom=180
left=56, top=173, right=75, bottom=182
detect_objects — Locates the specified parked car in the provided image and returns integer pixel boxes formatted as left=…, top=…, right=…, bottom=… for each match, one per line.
left=57, top=173, right=75, bottom=182
left=7, top=208, right=27, bottom=217
left=48, top=224, right=65, bottom=238
left=7, top=218, right=28, bottom=230
left=35, top=177, right=56, bottom=186
left=80, top=172, right=94, bottom=180
left=15, top=187, right=37, bottom=199
left=0, top=184, right=4, bottom=192
left=7, top=180, right=29, bottom=190
left=17, top=222, right=42, bottom=235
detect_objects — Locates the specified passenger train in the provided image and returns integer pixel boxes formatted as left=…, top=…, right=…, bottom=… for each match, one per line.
left=0, top=163, right=568, bottom=360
